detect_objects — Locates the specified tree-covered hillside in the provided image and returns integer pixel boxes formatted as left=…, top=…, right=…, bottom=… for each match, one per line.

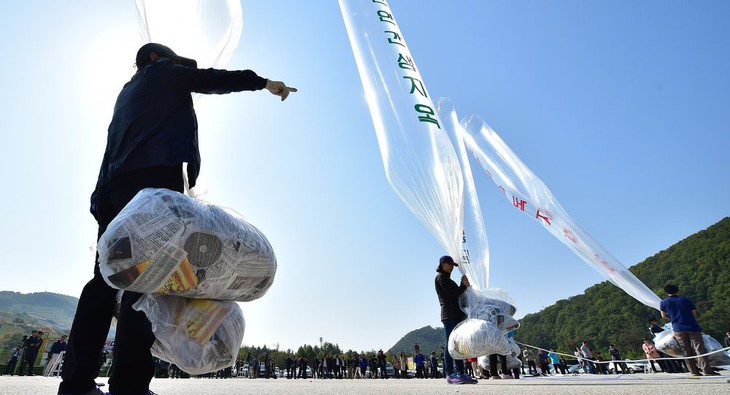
left=0, top=291, right=78, bottom=327
left=515, top=217, right=730, bottom=358
left=388, top=325, right=444, bottom=356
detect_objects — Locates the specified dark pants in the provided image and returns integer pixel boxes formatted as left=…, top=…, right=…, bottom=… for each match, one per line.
left=24, top=350, right=38, bottom=375
left=6, top=357, right=18, bottom=375
left=489, top=354, right=508, bottom=377
left=442, top=319, right=465, bottom=376
left=59, top=167, right=184, bottom=395
left=674, top=331, right=712, bottom=375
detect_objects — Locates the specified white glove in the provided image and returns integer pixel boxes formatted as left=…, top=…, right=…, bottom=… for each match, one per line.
left=265, top=79, right=297, bottom=101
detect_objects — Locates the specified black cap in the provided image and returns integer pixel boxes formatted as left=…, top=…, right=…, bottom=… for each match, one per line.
left=135, top=43, right=197, bottom=69
left=439, top=255, right=458, bottom=266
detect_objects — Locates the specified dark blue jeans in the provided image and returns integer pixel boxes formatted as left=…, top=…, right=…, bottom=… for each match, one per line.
left=442, top=319, right=465, bottom=376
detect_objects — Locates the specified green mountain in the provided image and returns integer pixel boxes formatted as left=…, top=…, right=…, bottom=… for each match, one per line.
left=1, top=217, right=727, bottom=364
left=388, top=325, right=445, bottom=356
left=0, top=291, right=80, bottom=362
left=0, top=291, right=78, bottom=328
left=514, top=216, right=730, bottom=358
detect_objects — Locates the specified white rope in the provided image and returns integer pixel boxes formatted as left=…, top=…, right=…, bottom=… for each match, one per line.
left=514, top=340, right=730, bottom=364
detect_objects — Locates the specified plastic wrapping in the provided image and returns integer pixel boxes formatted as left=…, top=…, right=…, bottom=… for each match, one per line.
left=98, top=188, right=276, bottom=302
left=134, top=295, right=245, bottom=375
left=448, top=288, right=519, bottom=359
left=339, top=0, right=464, bottom=259
left=476, top=340, right=522, bottom=372
left=135, top=0, right=242, bottom=70
left=462, top=115, right=662, bottom=310
left=654, top=328, right=730, bottom=367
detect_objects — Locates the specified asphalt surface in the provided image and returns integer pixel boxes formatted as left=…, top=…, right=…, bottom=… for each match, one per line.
left=2, top=372, right=728, bottom=395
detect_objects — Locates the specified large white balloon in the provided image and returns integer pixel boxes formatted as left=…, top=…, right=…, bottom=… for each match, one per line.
left=462, top=115, right=661, bottom=310
left=135, top=0, right=243, bottom=69
left=339, top=0, right=464, bottom=260
left=439, top=98, right=490, bottom=289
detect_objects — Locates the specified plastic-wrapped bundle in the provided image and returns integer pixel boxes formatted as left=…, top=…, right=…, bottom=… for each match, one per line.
left=476, top=339, right=522, bottom=372
left=134, top=294, right=245, bottom=375
left=460, top=288, right=518, bottom=327
left=654, top=329, right=730, bottom=367
left=98, top=188, right=276, bottom=302
left=448, top=288, right=520, bottom=359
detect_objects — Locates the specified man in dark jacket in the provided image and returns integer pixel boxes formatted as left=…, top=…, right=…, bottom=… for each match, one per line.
left=434, top=255, right=476, bottom=385
left=59, top=43, right=295, bottom=395
left=23, top=330, right=43, bottom=376
left=45, top=335, right=68, bottom=376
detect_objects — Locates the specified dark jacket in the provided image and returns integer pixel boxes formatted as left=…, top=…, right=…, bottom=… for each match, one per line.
left=91, top=58, right=266, bottom=214
left=435, top=272, right=467, bottom=321
left=49, top=340, right=67, bottom=355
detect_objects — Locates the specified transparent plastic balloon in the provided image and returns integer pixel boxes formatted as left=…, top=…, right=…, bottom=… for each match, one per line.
left=135, top=0, right=243, bottom=70
left=462, top=115, right=661, bottom=310
left=438, top=98, right=489, bottom=289
left=135, top=0, right=243, bottom=196
left=339, top=0, right=464, bottom=259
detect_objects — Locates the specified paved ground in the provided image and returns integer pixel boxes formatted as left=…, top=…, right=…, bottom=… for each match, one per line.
left=2, top=372, right=728, bottom=395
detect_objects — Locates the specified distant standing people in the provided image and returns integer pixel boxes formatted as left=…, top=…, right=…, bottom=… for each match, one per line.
left=359, top=355, right=368, bottom=379
left=642, top=338, right=664, bottom=373
left=579, top=341, right=595, bottom=374
left=608, top=344, right=628, bottom=374
left=429, top=352, right=439, bottom=378
left=724, top=332, right=730, bottom=347
left=377, top=350, right=387, bottom=379
left=660, top=284, right=720, bottom=376
left=647, top=317, right=682, bottom=373
left=594, top=352, right=608, bottom=374
left=537, top=349, right=551, bottom=375
left=23, top=330, right=43, bottom=376
left=413, top=345, right=425, bottom=378
left=5, top=347, right=21, bottom=375
left=399, top=352, right=408, bottom=378
left=45, top=335, right=68, bottom=376
left=548, top=349, right=565, bottom=374
left=434, top=255, right=476, bottom=384
left=523, top=348, right=536, bottom=375
left=391, top=354, right=401, bottom=378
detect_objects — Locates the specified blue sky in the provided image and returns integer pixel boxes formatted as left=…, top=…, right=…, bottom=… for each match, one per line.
left=0, top=1, right=728, bottom=353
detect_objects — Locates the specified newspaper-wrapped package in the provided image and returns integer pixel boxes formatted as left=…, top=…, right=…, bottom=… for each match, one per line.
left=654, top=328, right=730, bottom=367
left=448, top=288, right=520, bottom=359
left=98, top=188, right=276, bottom=302
left=134, top=294, right=245, bottom=375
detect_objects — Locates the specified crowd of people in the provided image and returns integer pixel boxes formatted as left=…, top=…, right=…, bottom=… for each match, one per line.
left=3, top=329, right=67, bottom=377
left=3, top=281, right=728, bottom=386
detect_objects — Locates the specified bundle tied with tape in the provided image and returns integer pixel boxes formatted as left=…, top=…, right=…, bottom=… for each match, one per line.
left=98, top=188, right=276, bottom=302
left=448, top=288, right=520, bottom=359
left=100, top=188, right=276, bottom=374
